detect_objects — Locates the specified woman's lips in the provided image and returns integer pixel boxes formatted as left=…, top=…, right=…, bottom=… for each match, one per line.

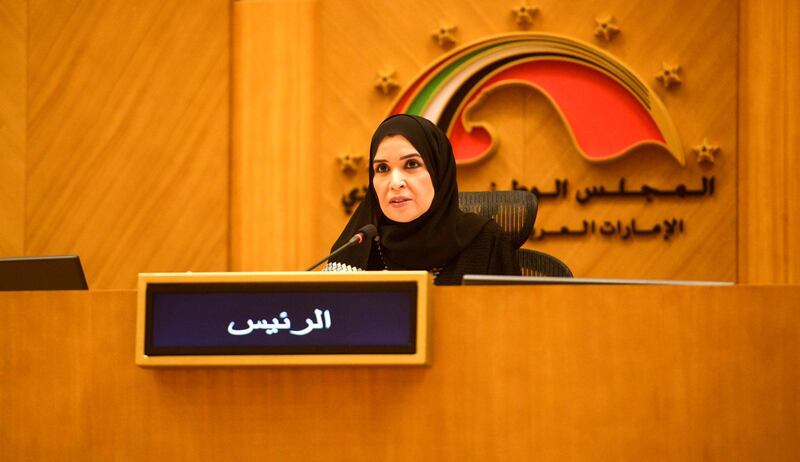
left=389, top=195, right=412, bottom=208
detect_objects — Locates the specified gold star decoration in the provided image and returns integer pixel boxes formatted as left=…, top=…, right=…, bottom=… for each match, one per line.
left=656, top=63, right=682, bottom=89
left=432, top=23, right=457, bottom=48
left=512, top=2, right=539, bottom=29
left=691, top=138, right=720, bottom=165
left=374, top=70, right=400, bottom=95
left=594, top=16, right=620, bottom=41
left=336, top=152, right=364, bottom=174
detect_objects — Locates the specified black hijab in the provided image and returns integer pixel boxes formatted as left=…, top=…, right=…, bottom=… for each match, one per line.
left=330, top=114, right=488, bottom=270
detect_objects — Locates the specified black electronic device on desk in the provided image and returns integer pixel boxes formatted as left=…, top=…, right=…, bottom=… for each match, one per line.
left=462, top=274, right=733, bottom=286
left=0, top=255, right=89, bottom=291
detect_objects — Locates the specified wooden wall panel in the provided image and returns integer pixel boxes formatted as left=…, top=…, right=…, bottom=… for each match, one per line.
left=2, top=286, right=799, bottom=460
left=739, top=0, right=800, bottom=284
left=230, top=0, right=797, bottom=281
left=526, top=0, right=736, bottom=281
left=26, top=0, right=230, bottom=289
left=311, top=0, right=737, bottom=281
left=789, top=2, right=800, bottom=284
left=231, top=0, right=320, bottom=271
left=0, top=0, right=26, bottom=256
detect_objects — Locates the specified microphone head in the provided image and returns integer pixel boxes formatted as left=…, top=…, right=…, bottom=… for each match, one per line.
left=358, top=224, right=378, bottom=243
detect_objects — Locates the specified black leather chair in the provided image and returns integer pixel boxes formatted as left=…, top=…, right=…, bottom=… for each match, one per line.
left=457, top=190, right=537, bottom=249
left=515, top=248, right=573, bottom=277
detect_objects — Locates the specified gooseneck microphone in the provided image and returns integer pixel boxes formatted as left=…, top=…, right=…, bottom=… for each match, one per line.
left=304, top=224, right=378, bottom=271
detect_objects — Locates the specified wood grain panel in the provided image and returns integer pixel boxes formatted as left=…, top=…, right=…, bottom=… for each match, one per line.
left=739, top=0, right=800, bottom=283
left=2, top=286, right=799, bottom=460
left=0, top=0, right=26, bottom=256
left=788, top=1, right=800, bottom=283
left=26, top=0, right=230, bottom=289
left=231, top=0, right=320, bottom=271
left=514, top=0, right=736, bottom=281
left=311, top=0, right=737, bottom=280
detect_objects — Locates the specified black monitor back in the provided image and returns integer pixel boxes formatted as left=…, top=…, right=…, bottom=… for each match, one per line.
left=0, top=255, right=89, bottom=291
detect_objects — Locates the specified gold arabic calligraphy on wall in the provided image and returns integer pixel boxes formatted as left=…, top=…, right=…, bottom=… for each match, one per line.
left=342, top=176, right=714, bottom=242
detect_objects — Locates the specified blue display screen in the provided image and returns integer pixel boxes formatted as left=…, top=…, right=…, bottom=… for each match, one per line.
left=145, top=282, right=417, bottom=355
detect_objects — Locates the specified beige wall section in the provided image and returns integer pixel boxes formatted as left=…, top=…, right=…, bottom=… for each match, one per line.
left=0, top=0, right=26, bottom=256
left=3, top=286, right=799, bottom=460
left=25, top=0, right=230, bottom=288
left=231, top=0, right=320, bottom=271
left=739, top=0, right=800, bottom=284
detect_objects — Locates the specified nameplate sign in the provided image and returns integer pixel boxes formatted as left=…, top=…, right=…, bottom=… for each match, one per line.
left=136, top=271, right=431, bottom=367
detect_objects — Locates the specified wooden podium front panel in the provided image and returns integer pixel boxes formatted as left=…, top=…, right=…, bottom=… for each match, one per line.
left=2, top=286, right=799, bottom=460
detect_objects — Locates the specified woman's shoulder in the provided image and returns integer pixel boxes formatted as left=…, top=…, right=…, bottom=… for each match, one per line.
left=480, top=219, right=506, bottom=237
left=464, top=218, right=509, bottom=248
left=435, top=219, right=520, bottom=284
left=457, top=219, right=515, bottom=262
left=466, top=219, right=521, bottom=273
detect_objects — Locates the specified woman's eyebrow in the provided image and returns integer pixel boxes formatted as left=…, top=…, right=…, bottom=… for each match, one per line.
left=373, top=152, right=421, bottom=163
left=399, top=153, right=422, bottom=160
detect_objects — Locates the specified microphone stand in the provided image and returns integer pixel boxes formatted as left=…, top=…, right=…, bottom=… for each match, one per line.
left=304, top=236, right=363, bottom=271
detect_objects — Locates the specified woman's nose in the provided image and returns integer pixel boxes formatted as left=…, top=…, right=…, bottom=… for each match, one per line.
left=390, top=170, right=407, bottom=189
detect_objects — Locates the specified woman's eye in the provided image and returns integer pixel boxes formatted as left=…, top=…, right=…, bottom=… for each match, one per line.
left=375, top=164, right=389, bottom=173
left=406, top=159, right=422, bottom=169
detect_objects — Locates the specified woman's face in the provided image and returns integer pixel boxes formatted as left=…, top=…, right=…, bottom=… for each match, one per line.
left=372, top=135, right=435, bottom=223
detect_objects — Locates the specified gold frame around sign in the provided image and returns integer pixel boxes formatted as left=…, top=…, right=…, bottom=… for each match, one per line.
left=136, top=271, right=432, bottom=367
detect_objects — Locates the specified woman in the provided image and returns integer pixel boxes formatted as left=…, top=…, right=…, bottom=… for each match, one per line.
left=327, top=114, right=520, bottom=285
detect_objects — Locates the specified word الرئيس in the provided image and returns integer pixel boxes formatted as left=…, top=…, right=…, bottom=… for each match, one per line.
left=227, top=308, right=332, bottom=337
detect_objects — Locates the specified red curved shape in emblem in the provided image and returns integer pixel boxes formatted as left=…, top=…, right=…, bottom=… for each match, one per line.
left=451, top=60, right=665, bottom=163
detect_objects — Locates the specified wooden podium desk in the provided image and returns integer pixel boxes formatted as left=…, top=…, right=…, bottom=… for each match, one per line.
left=2, top=285, right=798, bottom=461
